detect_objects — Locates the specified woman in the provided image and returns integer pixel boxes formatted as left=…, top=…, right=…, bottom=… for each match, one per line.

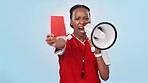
left=46, top=4, right=110, bottom=83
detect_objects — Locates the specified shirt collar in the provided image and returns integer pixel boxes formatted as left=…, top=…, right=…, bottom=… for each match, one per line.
left=71, top=34, right=88, bottom=45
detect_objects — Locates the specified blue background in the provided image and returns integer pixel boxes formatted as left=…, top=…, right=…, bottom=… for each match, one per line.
left=0, top=0, right=148, bottom=83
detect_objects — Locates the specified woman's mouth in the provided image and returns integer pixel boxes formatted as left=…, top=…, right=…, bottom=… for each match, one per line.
left=78, top=27, right=85, bottom=34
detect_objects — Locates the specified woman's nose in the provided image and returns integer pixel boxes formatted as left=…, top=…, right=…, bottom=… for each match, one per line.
left=79, top=19, right=86, bottom=24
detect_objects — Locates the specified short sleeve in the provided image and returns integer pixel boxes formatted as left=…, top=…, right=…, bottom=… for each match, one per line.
left=54, top=45, right=66, bottom=55
left=54, top=34, right=72, bottom=55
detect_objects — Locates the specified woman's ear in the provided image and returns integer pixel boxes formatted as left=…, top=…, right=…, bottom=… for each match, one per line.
left=70, top=24, right=73, bottom=28
left=70, top=20, right=73, bottom=28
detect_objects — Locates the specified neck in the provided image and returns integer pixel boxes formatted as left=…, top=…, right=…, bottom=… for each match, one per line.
left=73, top=33, right=86, bottom=42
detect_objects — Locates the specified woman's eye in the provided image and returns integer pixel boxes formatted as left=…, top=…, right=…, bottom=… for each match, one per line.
left=74, top=17, right=89, bottom=21
left=75, top=17, right=80, bottom=20
left=84, top=18, right=89, bottom=20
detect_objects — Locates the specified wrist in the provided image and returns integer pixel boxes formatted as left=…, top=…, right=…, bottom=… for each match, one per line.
left=94, top=53, right=102, bottom=58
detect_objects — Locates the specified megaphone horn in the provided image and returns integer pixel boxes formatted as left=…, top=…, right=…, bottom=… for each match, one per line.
left=84, top=22, right=117, bottom=50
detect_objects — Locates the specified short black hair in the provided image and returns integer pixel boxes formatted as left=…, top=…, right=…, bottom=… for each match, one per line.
left=69, top=4, right=90, bottom=19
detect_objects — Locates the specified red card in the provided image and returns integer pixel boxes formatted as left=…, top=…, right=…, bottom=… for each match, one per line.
left=50, top=16, right=66, bottom=36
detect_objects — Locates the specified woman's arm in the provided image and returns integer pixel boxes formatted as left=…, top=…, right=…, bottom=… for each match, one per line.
left=94, top=49, right=109, bottom=81
left=96, top=56, right=109, bottom=81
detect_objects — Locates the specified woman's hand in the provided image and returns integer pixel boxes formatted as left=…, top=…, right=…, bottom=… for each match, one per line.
left=88, top=39, right=101, bottom=54
left=46, top=34, right=57, bottom=46
left=46, top=34, right=66, bottom=49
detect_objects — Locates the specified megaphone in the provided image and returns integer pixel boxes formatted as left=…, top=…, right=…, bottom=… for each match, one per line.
left=84, top=22, right=117, bottom=50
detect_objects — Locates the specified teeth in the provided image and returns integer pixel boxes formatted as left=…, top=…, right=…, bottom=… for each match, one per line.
left=79, top=26, right=83, bottom=29
left=79, top=28, right=83, bottom=30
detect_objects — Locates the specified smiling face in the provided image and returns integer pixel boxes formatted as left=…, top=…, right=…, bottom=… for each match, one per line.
left=70, top=7, right=91, bottom=40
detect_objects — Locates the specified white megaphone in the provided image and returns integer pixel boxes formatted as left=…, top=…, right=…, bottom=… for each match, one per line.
left=84, top=22, right=117, bottom=50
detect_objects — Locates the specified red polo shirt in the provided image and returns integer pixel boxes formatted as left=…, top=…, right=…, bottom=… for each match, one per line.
left=56, top=34, right=101, bottom=83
